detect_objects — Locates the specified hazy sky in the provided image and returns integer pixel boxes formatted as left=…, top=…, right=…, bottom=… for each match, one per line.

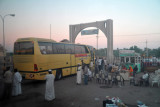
left=0, top=0, right=160, bottom=52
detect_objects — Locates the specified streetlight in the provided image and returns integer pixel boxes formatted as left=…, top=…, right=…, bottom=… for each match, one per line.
left=0, top=14, right=15, bottom=71
left=0, top=14, right=15, bottom=54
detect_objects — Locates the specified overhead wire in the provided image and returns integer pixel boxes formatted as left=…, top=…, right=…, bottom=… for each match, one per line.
left=76, top=32, right=160, bottom=49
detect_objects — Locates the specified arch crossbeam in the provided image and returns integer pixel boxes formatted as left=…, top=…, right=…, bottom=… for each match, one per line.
left=69, top=19, right=113, bottom=63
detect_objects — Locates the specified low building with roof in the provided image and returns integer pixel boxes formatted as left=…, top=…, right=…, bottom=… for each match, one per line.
left=119, top=50, right=141, bottom=72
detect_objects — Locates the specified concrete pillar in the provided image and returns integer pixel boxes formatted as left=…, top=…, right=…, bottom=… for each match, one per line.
left=106, top=19, right=113, bottom=64
left=129, top=57, right=131, bottom=63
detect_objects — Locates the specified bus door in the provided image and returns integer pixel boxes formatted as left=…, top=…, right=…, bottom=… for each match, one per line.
left=70, top=54, right=76, bottom=74
left=65, top=44, right=76, bottom=75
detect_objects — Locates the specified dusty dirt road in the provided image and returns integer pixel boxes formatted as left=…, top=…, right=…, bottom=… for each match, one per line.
left=1, top=75, right=160, bottom=107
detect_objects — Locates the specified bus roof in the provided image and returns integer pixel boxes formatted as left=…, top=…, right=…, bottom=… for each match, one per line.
left=15, top=37, right=91, bottom=46
left=15, top=37, right=57, bottom=43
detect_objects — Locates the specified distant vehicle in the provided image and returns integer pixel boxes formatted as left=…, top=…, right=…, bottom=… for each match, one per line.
left=157, top=59, right=160, bottom=62
left=143, top=58, right=152, bottom=66
left=13, top=37, right=95, bottom=80
left=157, top=59, right=160, bottom=66
left=143, top=58, right=160, bottom=66
left=143, top=58, right=153, bottom=62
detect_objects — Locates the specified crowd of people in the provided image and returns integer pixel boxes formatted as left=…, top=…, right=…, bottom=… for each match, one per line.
left=2, top=56, right=151, bottom=102
left=2, top=67, right=55, bottom=101
left=3, top=68, right=22, bottom=99
left=76, top=57, right=121, bottom=86
left=76, top=57, right=150, bottom=87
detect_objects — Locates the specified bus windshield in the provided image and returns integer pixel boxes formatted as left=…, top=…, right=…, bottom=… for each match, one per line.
left=14, top=41, right=34, bottom=55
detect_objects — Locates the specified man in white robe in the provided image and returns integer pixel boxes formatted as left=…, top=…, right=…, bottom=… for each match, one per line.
left=12, top=69, right=22, bottom=96
left=77, top=64, right=82, bottom=85
left=4, top=67, right=13, bottom=99
left=84, top=65, right=89, bottom=85
left=88, top=68, right=92, bottom=81
left=44, top=69, right=55, bottom=101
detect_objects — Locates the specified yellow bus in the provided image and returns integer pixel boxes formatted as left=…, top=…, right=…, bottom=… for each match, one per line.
left=13, top=37, right=95, bottom=80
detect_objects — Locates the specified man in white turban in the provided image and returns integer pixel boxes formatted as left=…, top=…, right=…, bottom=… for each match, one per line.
left=76, top=63, right=82, bottom=85
left=12, top=69, right=22, bottom=96
left=44, top=69, right=55, bottom=101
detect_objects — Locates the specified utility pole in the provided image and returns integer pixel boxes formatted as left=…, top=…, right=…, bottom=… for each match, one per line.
left=96, top=34, right=98, bottom=50
left=50, top=24, right=51, bottom=39
left=146, top=40, right=148, bottom=59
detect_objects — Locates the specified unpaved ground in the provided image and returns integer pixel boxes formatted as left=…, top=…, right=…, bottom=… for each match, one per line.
left=0, top=75, right=160, bottom=107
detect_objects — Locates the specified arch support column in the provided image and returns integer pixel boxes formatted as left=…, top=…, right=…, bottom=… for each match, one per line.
left=106, top=20, right=113, bottom=64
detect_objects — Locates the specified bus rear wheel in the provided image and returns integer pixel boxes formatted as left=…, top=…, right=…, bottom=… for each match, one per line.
left=56, top=69, right=62, bottom=80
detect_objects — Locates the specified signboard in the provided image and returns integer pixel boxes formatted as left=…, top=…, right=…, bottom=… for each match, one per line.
left=119, top=50, right=135, bottom=54
left=81, top=29, right=99, bottom=35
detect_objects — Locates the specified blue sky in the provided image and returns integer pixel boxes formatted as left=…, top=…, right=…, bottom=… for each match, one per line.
left=0, top=0, right=160, bottom=52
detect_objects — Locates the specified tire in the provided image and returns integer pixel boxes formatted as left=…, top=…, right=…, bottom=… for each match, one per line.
left=56, top=69, right=62, bottom=80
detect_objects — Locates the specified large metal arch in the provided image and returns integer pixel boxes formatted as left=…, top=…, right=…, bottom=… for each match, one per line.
left=69, top=19, right=113, bottom=63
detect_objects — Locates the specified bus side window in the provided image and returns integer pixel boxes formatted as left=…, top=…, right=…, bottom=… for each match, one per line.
left=71, top=45, right=75, bottom=54
left=84, top=46, right=89, bottom=53
left=40, top=46, right=47, bottom=54
left=53, top=43, right=58, bottom=54
left=14, top=42, right=20, bottom=54
left=38, top=42, right=53, bottom=54
left=75, top=45, right=82, bottom=54
left=81, top=46, right=85, bottom=54
left=46, top=43, right=53, bottom=54
left=65, top=44, right=75, bottom=54
left=56, top=43, right=65, bottom=54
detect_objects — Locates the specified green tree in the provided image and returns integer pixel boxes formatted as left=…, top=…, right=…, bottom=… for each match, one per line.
left=113, top=48, right=119, bottom=57
left=95, top=46, right=160, bottom=58
left=155, top=47, right=160, bottom=58
left=129, top=45, right=143, bottom=54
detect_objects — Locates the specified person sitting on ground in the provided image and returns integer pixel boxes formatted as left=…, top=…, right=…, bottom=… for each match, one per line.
left=140, top=71, right=149, bottom=86
left=142, top=72, right=149, bottom=80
